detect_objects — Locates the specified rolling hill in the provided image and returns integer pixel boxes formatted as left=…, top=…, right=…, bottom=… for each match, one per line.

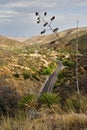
left=0, top=27, right=87, bottom=96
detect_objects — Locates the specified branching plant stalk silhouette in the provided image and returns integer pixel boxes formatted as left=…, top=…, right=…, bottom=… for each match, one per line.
left=35, top=12, right=64, bottom=44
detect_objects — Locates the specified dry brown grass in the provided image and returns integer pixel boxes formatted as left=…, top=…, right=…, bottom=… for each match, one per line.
left=0, top=113, right=87, bottom=130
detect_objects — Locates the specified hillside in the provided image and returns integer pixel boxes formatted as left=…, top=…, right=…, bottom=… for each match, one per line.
left=0, top=27, right=87, bottom=130
left=0, top=27, right=87, bottom=96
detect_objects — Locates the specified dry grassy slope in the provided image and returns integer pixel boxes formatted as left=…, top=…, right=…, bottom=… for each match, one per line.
left=0, top=35, right=25, bottom=47
left=0, top=35, right=57, bottom=95
left=0, top=35, right=25, bottom=72
left=25, top=27, right=87, bottom=45
left=0, top=27, right=87, bottom=96
left=25, top=34, right=56, bottom=45
left=53, top=30, right=87, bottom=100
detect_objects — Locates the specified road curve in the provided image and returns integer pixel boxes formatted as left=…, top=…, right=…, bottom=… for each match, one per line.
left=38, top=61, right=65, bottom=96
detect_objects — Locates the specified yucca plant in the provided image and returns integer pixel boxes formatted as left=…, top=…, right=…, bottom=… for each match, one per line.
left=38, top=92, right=61, bottom=113
left=18, top=94, right=39, bottom=119
left=38, top=93, right=61, bottom=106
left=35, top=11, right=65, bottom=45
left=18, top=94, right=36, bottom=111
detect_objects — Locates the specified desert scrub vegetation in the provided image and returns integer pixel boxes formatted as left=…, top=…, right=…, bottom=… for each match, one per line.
left=38, top=92, right=61, bottom=114
left=65, top=94, right=87, bottom=113
left=38, top=92, right=61, bottom=106
left=18, top=94, right=37, bottom=112
left=39, top=63, right=56, bottom=75
left=13, top=73, right=20, bottom=78
left=62, top=58, right=75, bottom=67
left=0, top=82, right=87, bottom=129
left=0, top=113, right=87, bottom=130
left=0, top=79, right=21, bottom=116
left=54, top=67, right=74, bottom=87
left=40, top=66, right=52, bottom=75
left=22, top=71, right=31, bottom=80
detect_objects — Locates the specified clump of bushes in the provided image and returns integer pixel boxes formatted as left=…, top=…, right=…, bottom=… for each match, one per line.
left=13, top=73, right=19, bottom=78
left=0, top=80, right=21, bottom=116
left=65, top=96, right=80, bottom=113
left=22, top=72, right=31, bottom=79
left=32, top=73, right=40, bottom=81
left=18, top=94, right=35, bottom=111
left=62, top=59, right=75, bottom=67
left=40, top=63, right=55, bottom=75
left=65, top=94, right=87, bottom=113
left=84, top=65, right=87, bottom=70
left=58, top=70, right=71, bottom=79
left=38, top=92, right=61, bottom=107
left=41, top=66, right=52, bottom=75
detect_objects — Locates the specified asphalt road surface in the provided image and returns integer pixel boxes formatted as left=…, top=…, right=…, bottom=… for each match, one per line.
left=38, top=61, right=65, bottom=96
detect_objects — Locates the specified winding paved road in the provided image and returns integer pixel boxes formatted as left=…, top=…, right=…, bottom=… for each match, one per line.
left=38, top=61, right=65, bottom=96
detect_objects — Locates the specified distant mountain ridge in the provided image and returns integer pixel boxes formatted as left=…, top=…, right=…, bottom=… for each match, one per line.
left=25, top=27, right=87, bottom=45
left=0, top=27, right=87, bottom=45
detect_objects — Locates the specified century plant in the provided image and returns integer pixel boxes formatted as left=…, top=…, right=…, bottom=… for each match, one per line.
left=18, top=94, right=36, bottom=112
left=35, top=11, right=64, bottom=44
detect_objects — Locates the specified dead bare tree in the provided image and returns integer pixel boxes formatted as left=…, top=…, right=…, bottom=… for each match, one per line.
left=76, top=20, right=80, bottom=95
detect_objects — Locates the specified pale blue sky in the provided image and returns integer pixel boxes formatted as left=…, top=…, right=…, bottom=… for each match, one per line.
left=0, top=0, right=87, bottom=37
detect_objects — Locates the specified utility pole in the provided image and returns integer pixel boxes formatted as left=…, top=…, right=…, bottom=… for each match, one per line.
left=76, top=20, right=80, bottom=95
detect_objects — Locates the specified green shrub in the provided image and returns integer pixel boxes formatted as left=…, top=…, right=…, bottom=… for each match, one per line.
left=22, top=72, right=31, bottom=79
left=65, top=97, right=80, bottom=113
left=62, top=59, right=75, bottom=67
left=32, top=74, right=40, bottom=81
left=65, top=94, right=87, bottom=113
left=84, top=65, right=87, bottom=70
left=18, top=94, right=35, bottom=111
left=64, top=95, right=87, bottom=113
left=19, top=94, right=38, bottom=120
left=0, top=81, right=21, bottom=116
left=42, top=66, right=52, bottom=75
left=13, top=73, right=19, bottom=78
left=38, top=93, right=61, bottom=107
left=55, top=79, right=65, bottom=86
left=41, top=66, right=53, bottom=75
left=79, top=95, right=87, bottom=113
left=39, top=63, right=55, bottom=75
left=58, top=71, right=69, bottom=79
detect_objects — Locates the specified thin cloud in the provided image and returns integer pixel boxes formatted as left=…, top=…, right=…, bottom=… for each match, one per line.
left=0, top=0, right=87, bottom=37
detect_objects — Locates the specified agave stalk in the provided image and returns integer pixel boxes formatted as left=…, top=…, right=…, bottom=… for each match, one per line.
left=35, top=11, right=64, bottom=44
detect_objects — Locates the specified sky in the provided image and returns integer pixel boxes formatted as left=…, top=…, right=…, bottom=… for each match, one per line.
left=0, top=0, right=87, bottom=37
